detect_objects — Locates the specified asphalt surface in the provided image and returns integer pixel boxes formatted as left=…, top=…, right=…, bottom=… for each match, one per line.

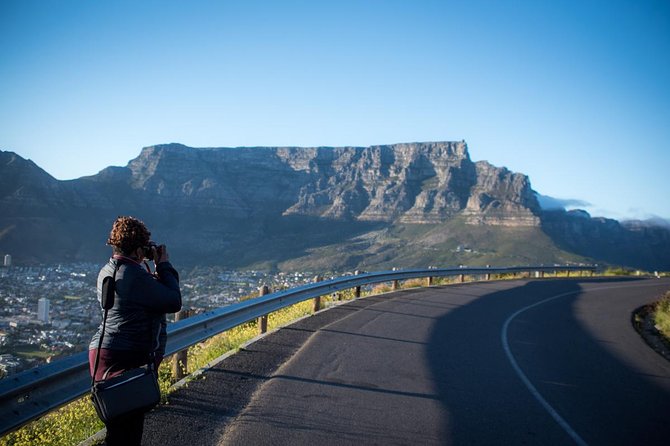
left=142, top=278, right=670, bottom=446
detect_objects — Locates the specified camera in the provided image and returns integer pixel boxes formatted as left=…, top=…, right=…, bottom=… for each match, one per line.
left=142, top=242, right=161, bottom=261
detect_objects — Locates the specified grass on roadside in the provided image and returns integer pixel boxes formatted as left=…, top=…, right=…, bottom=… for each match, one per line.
left=0, top=398, right=103, bottom=446
left=654, top=291, right=670, bottom=341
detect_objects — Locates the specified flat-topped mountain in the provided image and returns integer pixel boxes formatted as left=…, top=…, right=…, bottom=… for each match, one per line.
left=118, top=141, right=539, bottom=225
left=1, top=142, right=668, bottom=270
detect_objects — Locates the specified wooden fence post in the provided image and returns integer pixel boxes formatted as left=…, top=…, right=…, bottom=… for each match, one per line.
left=258, top=285, right=270, bottom=334
left=391, top=267, right=400, bottom=291
left=354, top=270, right=361, bottom=298
left=172, top=308, right=193, bottom=381
left=313, top=276, right=323, bottom=312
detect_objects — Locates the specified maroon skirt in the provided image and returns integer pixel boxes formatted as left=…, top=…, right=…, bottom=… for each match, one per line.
left=89, top=348, right=163, bottom=381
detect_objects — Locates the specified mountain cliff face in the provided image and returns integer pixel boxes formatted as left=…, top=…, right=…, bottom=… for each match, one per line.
left=276, top=141, right=539, bottom=224
left=1, top=142, right=668, bottom=270
left=88, top=141, right=540, bottom=225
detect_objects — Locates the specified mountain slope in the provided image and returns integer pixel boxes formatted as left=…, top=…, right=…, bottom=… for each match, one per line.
left=0, top=142, right=668, bottom=270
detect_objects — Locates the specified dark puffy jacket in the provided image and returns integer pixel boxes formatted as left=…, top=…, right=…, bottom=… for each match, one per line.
left=89, top=258, right=182, bottom=356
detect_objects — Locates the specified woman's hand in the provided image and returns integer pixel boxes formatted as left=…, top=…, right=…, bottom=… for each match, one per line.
left=152, top=244, right=170, bottom=264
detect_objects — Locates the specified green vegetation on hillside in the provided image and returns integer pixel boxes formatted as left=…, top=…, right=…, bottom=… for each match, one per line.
left=14, top=345, right=51, bottom=360
left=279, top=218, right=589, bottom=271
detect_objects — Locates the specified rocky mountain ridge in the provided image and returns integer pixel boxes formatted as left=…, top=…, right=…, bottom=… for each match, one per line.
left=1, top=142, right=668, bottom=270
left=97, top=141, right=541, bottom=225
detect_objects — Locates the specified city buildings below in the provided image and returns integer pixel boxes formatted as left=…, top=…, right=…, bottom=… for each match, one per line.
left=0, top=354, right=21, bottom=377
left=0, top=262, right=327, bottom=379
left=37, top=298, right=50, bottom=324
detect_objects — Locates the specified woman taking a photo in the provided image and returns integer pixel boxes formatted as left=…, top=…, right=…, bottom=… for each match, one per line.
left=89, top=216, right=182, bottom=445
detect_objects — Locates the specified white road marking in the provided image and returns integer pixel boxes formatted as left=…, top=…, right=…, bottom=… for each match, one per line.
left=501, top=280, right=668, bottom=446
left=501, top=289, right=589, bottom=446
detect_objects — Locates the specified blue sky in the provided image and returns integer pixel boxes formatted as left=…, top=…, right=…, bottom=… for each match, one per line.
left=1, top=0, right=668, bottom=221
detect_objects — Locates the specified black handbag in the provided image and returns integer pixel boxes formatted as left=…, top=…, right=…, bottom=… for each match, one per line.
left=90, top=260, right=161, bottom=423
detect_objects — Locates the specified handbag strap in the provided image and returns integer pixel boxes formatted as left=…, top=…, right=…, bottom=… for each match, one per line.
left=91, top=259, right=120, bottom=386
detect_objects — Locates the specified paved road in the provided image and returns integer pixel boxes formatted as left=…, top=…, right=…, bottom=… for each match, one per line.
left=144, top=278, right=670, bottom=446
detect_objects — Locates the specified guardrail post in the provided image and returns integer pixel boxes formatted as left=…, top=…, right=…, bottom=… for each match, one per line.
left=354, top=271, right=361, bottom=298
left=426, top=276, right=433, bottom=286
left=485, top=265, right=491, bottom=281
left=566, top=270, right=571, bottom=278
left=172, top=308, right=193, bottom=381
left=258, top=285, right=270, bottom=334
left=459, top=274, right=465, bottom=283
left=391, top=268, right=400, bottom=291
left=313, top=276, right=323, bottom=312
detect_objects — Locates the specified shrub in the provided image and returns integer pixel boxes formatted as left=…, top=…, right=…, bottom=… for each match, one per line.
left=604, top=267, right=634, bottom=276
left=403, top=278, right=427, bottom=289
left=371, top=283, right=393, bottom=294
left=654, top=291, right=670, bottom=340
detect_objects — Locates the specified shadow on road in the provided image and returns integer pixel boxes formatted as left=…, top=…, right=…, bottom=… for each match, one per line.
left=427, top=277, right=670, bottom=446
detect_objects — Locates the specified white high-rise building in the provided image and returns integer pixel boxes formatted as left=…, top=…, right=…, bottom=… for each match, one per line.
left=3, top=255, right=10, bottom=267
left=37, top=298, right=50, bottom=324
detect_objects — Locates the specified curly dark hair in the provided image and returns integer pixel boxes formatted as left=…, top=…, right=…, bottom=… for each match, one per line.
left=106, top=216, right=152, bottom=255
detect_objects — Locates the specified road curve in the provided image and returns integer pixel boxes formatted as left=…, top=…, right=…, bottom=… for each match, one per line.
left=143, top=278, right=670, bottom=446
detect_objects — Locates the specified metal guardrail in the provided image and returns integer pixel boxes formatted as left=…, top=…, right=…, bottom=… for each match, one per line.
left=0, top=265, right=595, bottom=436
